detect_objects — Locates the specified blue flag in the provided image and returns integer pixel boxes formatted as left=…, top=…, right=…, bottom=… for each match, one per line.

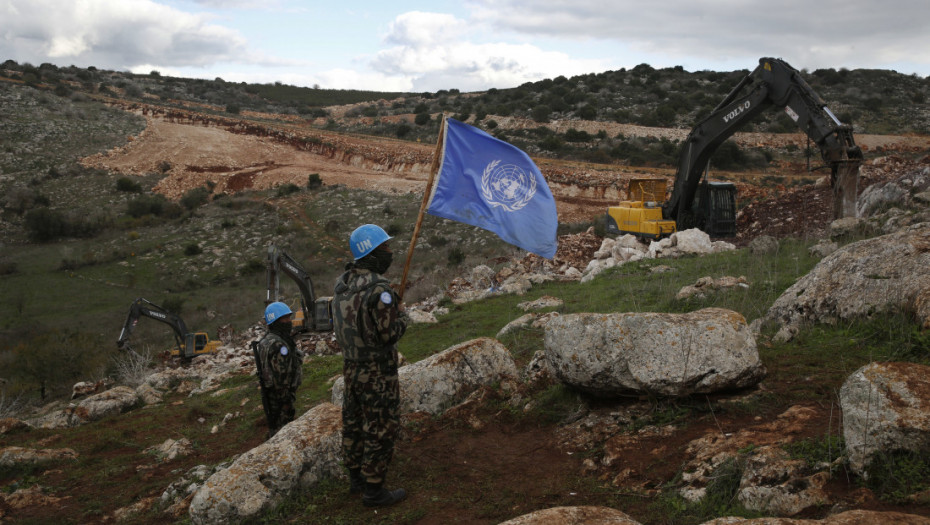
left=426, top=118, right=558, bottom=259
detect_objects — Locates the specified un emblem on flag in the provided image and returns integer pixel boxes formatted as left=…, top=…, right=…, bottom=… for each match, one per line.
left=481, top=160, right=537, bottom=212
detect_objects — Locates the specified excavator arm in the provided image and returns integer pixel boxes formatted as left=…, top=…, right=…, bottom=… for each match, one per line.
left=664, top=57, right=862, bottom=233
left=116, top=297, right=188, bottom=354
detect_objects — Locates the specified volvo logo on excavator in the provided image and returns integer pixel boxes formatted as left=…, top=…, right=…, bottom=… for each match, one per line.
left=723, top=101, right=751, bottom=123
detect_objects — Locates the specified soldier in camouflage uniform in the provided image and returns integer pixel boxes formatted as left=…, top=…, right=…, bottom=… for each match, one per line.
left=333, top=224, right=408, bottom=507
left=256, top=301, right=303, bottom=439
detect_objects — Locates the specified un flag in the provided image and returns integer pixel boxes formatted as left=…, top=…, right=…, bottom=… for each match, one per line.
left=426, top=118, right=558, bottom=259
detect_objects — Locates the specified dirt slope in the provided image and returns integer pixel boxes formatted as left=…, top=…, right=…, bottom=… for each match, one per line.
left=81, top=106, right=930, bottom=231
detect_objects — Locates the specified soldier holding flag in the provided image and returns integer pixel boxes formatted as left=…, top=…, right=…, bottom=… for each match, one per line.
left=333, top=224, right=408, bottom=508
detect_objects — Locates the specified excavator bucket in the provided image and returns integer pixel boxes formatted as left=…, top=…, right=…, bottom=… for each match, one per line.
left=833, top=160, right=861, bottom=219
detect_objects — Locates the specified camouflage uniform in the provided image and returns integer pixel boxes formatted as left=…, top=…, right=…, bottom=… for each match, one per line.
left=256, top=330, right=302, bottom=437
left=333, top=267, right=408, bottom=484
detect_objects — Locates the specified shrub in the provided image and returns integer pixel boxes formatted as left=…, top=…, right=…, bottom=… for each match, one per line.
left=276, top=183, right=301, bottom=197
left=306, top=173, right=323, bottom=190
left=447, top=247, right=465, bottom=266
left=24, top=208, right=69, bottom=241
left=115, top=177, right=143, bottom=193
left=184, top=243, right=203, bottom=256
left=160, top=296, right=185, bottom=315
left=126, top=194, right=167, bottom=218
left=226, top=104, right=241, bottom=114
left=415, top=112, right=430, bottom=126
left=180, top=187, right=211, bottom=210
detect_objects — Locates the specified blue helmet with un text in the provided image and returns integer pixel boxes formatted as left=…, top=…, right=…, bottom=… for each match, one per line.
left=264, top=301, right=292, bottom=325
left=349, top=224, right=392, bottom=260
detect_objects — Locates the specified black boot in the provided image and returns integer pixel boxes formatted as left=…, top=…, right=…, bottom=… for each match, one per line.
left=348, top=469, right=365, bottom=495
left=362, top=482, right=406, bottom=507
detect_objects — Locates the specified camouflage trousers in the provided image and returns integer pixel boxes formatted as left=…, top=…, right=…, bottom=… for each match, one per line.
left=264, top=387, right=296, bottom=438
left=342, top=358, right=400, bottom=484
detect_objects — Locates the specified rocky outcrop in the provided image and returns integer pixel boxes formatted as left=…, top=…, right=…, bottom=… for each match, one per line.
left=676, top=276, right=749, bottom=300
left=840, top=362, right=930, bottom=477
left=0, top=446, right=78, bottom=466
left=332, top=338, right=519, bottom=415
left=189, top=402, right=343, bottom=525
left=762, top=224, right=930, bottom=342
left=679, top=405, right=826, bottom=510
left=581, top=230, right=735, bottom=283
left=28, top=386, right=140, bottom=429
left=544, top=308, right=764, bottom=397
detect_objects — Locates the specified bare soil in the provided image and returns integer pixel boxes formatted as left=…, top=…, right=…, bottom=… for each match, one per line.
left=81, top=106, right=930, bottom=233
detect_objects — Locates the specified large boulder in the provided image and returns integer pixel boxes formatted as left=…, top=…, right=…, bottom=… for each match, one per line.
left=189, top=402, right=343, bottom=525
left=499, top=508, right=930, bottom=525
left=544, top=308, right=764, bottom=397
left=498, top=506, right=640, bottom=524
left=763, top=225, right=930, bottom=342
left=840, top=362, right=930, bottom=477
left=700, top=510, right=930, bottom=524
left=332, top=338, right=519, bottom=415
left=29, top=386, right=140, bottom=429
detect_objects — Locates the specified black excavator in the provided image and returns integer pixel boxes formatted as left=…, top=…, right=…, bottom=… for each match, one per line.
left=266, top=244, right=333, bottom=333
left=607, top=56, right=863, bottom=239
left=116, top=297, right=220, bottom=359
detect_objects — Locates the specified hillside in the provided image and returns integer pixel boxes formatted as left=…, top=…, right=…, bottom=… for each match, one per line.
left=1, top=61, right=930, bottom=524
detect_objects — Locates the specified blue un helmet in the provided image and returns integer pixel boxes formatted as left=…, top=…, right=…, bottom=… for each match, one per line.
left=349, top=224, right=392, bottom=260
left=264, top=301, right=293, bottom=325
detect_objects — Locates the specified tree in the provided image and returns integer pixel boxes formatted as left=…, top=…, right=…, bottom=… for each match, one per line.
left=11, top=330, right=108, bottom=400
left=531, top=104, right=551, bottom=123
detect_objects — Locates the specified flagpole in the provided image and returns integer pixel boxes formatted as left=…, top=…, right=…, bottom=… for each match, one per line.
left=398, top=115, right=446, bottom=300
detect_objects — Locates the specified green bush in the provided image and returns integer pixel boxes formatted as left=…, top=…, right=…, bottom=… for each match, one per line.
left=180, top=187, right=211, bottom=210
left=531, top=105, right=551, bottom=123
left=115, top=177, right=143, bottom=193
left=276, top=183, right=301, bottom=197
left=126, top=194, right=167, bottom=218
left=23, top=208, right=70, bottom=241
left=415, top=112, right=430, bottom=126
left=447, top=247, right=465, bottom=266
left=184, top=243, right=202, bottom=256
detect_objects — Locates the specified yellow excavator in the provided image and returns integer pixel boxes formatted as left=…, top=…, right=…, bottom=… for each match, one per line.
left=266, top=244, right=333, bottom=334
left=606, top=178, right=676, bottom=241
left=607, top=56, right=861, bottom=239
left=116, top=297, right=220, bottom=358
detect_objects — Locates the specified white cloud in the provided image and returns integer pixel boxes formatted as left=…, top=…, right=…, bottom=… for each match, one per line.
left=371, top=11, right=608, bottom=91
left=1, top=0, right=248, bottom=70
left=468, top=0, right=930, bottom=74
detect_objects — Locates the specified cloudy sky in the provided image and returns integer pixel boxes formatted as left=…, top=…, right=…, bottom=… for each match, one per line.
left=2, top=0, right=929, bottom=93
